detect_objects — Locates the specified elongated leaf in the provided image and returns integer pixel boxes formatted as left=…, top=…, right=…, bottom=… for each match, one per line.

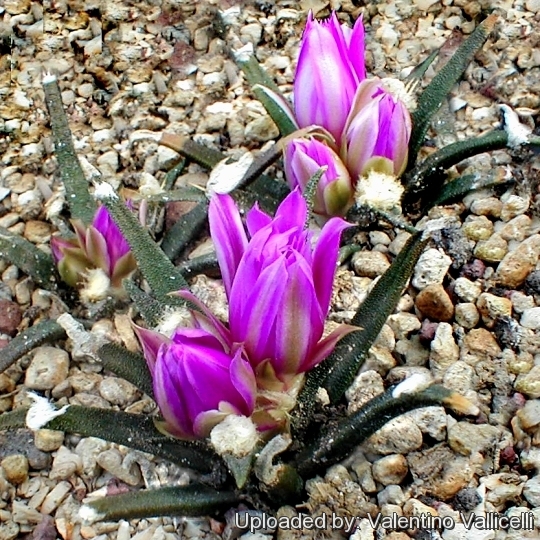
left=425, top=172, right=512, bottom=212
left=43, top=74, right=96, bottom=224
left=0, top=320, right=66, bottom=374
left=406, top=49, right=439, bottom=84
left=9, top=404, right=222, bottom=474
left=0, top=227, right=56, bottom=289
left=97, top=343, right=153, bottom=398
left=252, top=84, right=298, bottom=137
left=237, top=53, right=281, bottom=94
left=296, top=233, right=427, bottom=420
left=124, top=280, right=167, bottom=327
left=160, top=133, right=224, bottom=169
left=295, top=385, right=474, bottom=478
left=408, top=15, right=497, bottom=165
left=404, top=130, right=508, bottom=202
left=97, top=189, right=189, bottom=300
left=82, top=485, right=238, bottom=522
left=161, top=201, right=209, bottom=261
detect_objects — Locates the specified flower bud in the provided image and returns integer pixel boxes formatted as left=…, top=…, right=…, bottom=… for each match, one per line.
left=149, top=327, right=257, bottom=440
left=341, top=78, right=412, bottom=180
left=51, top=205, right=136, bottom=292
left=284, top=138, right=354, bottom=218
left=294, top=11, right=365, bottom=144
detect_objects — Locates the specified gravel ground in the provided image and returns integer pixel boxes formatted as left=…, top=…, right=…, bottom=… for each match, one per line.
left=2, top=0, right=540, bottom=539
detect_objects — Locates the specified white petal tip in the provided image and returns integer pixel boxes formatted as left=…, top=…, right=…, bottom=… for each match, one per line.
left=42, top=72, right=57, bottom=84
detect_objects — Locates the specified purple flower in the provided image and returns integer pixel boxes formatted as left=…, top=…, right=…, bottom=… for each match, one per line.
left=341, top=78, right=412, bottom=180
left=51, top=205, right=136, bottom=289
left=134, top=296, right=257, bottom=440
left=137, top=325, right=256, bottom=440
left=284, top=138, right=354, bottom=218
left=294, top=11, right=365, bottom=145
left=209, top=188, right=355, bottom=382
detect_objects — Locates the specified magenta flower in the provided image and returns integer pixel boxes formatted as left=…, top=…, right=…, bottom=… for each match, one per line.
left=51, top=205, right=136, bottom=289
left=294, top=11, right=365, bottom=145
left=134, top=295, right=257, bottom=440
left=284, top=138, right=354, bottom=218
left=341, top=78, right=412, bottom=180
left=209, top=188, right=355, bottom=383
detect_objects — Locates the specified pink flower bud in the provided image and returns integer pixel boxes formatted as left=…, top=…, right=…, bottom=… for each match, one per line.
left=294, top=11, right=365, bottom=144
left=284, top=138, right=354, bottom=218
left=341, top=78, right=412, bottom=180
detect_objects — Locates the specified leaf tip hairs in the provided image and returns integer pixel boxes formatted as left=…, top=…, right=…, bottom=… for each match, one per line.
left=93, top=181, right=119, bottom=202
left=25, top=392, right=70, bottom=431
left=42, top=71, right=57, bottom=84
left=499, top=104, right=533, bottom=148
left=79, top=503, right=105, bottom=524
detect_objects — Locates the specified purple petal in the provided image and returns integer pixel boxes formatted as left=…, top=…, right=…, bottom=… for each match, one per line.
left=347, top=14, right=366, bottom=81
left=229, top=347, right=257, bottom=413
left=274, top=255, right=324, bottom=375
left=229, top=255, right=289, bottom=366
left=132, top=324, right=171, bottom=372
left=246, top=203, right=272, bottom=237
left=312, top=217, right=352, bottom=314
left=208, top=194, right=248, bottom=297
left=273, top=188, right=307, bottom=231
left=174, top=290, right=232, bottom=349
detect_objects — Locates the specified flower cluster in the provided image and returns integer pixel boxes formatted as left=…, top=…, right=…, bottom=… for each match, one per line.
left=136, top=190, right=353, bottom=441
left=51, top=205, right=136, bottom=301
left=285, top=11, right=412, bottom=217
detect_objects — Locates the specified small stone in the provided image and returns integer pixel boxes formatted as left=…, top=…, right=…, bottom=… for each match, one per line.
left=412, top=248, right=452, bottom=289
left=96, top=448, right=141, bottom=486
left=517, top=400, right=540, bottom=430
left=495, top=234, right=540, bottom=288
left=510, top=291, right=535, bottom=313
left=497, top=214, right=531, bottom=242
left=24, top=220, right=52, bottom=243
left=415, top=284, right=454, bottom=321
left=409, top=406, right=447, bottom=441
left=387, top=313, right=421, bottom=340
left=99, top=377, right=139, bottom=406
left=430, top=323, right=459, bottom=377
left=0, top=522, right=19, bottom=540
left=515, top=366, right=540, bottom=398
left=500, top=194, right=529, bottom=221
left=244, top=115, right=279, bottom=142
left=352, top=251, right=390, bottom=278
left=470, top=197, right=502, bottom=218
left=372, top=455, right=408, bottom=486
left=453, top=277, right=482, bottom=303
left=75, top=437, right=109, bottom=476
left=448, top=422, right=501, bottom=456
left=346, top=370, right=385, bottom=414
left=473, top=233, right=508, bottom=263
left=476, top=293, right=512, bottom=328
left=49, top=446, right=83, bottom=480
left=0, top=299, right=21, bottom=336
left=25, top=347, right=69, bottom=390
left=461, top=259, right=486, bottom=280
left=34, top=430, right=64, bottom=452
left=1, top=454, right=29, bottom=484
left=366, top=416, right=423, bottom=454
left=521, top=307, right=540, bottom=330
left=388, top=232, right=411, bottom=256
left=369, top=231, right=391, bottom=246
left=377, top=485, right=406, bottom=506
left=462, top=328, right=501, bottom=362
left=40, top=481, right=71, bottom=514
left=455, top=303, right=480, bottom=329
left=462, top=215, right=493, bottom=241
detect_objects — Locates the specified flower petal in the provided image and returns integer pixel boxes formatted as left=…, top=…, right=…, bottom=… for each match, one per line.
left=132, top=324, right=171, bottom=372
left=208, top=194, right=248, bottom=297
left=246, top=203, right=272, bottom=237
